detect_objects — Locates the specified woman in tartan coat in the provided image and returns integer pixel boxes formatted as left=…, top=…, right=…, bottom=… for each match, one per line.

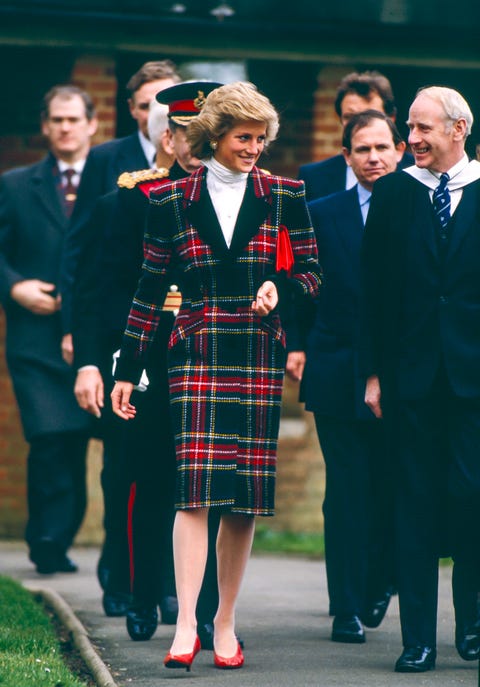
left=112, top=82, right=321, bottom=670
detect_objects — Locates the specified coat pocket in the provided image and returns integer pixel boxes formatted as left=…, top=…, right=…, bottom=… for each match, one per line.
left=258, top=313, right=286, bottom=348
left=168, top=310, right=204, bottom=349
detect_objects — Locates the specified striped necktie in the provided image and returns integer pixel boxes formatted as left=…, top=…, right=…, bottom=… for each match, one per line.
left=432, top=172, right=451, bottom=229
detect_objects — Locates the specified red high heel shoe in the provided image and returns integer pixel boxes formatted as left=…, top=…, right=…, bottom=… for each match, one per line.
left=213, top=641, right=244, bottom=669
left=164, top=635, right=201, bottom=672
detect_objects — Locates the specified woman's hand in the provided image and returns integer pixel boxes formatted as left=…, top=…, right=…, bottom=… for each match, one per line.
left=111, top=381, right=137, bottom=420
left=252, top=280, right=278, bottom=316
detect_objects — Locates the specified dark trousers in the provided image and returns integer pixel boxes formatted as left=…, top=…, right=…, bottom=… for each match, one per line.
left=99, top=374, right=178, bottom=600
left=25, top=430, right=89, bottom=552
left=393, top=367, right=480, bottom=647
left=314, top=413, right=393, bottom=618
left=99, top=406, right=133, bottom=593
left=128, top=379, right=177, bottom=603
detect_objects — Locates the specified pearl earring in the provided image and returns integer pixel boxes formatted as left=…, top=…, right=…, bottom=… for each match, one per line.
left=210, top=141, right=218, bottom=150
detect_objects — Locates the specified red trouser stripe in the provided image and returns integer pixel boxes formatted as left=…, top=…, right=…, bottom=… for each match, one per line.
left=127, top=481, right=137, bottom=592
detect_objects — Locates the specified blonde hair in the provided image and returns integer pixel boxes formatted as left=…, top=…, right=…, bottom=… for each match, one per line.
left=187, top=81, right=279, bottom=159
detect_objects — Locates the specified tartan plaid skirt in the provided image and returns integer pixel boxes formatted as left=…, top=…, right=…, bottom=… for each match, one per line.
left=167, top=305, right=286, bottom=516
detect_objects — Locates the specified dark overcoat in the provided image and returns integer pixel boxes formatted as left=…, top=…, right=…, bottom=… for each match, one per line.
left=359, top=167, right=480, bottom=649
left=302, top=186, right=374, bottom=420
left=60, top=133, right=151, bottom=332
left=0, top=155, right=91, bottom=440
left=116, top=166, right=321, bottom=515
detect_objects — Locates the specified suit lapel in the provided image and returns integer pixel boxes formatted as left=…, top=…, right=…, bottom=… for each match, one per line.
left=117, top=133, right=150, bottom=172
left=186, top=183, right=230, bottom=258
left=334, top=188, right=364, bottom=276
left=229, top=178, right=271, bottom=255
left=412, top=182, right=438, bottom=260
left=30, top=157, right=67, bottom=232
left=447, top=181, right=478, bottom=261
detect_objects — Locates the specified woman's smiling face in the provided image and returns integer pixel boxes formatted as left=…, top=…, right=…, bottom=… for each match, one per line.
left=214, top=121, right=267, bottom=173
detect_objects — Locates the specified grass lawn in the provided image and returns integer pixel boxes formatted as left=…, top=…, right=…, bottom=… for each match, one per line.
left=0, top=576, right=92, bottom=687
left=253, top=524, right=324, bottom=558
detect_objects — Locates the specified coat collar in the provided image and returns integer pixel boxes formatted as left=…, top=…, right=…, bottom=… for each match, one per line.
left=312, top=186, right=363, bottom=280
left=182, top=165, right=273, bottom=203
left=447, top=180, right=479, bottom=261
left=405, top=173, right=480, bottom=263
left=116, top=133, right=150, bottom=169
left=182, top=166, right=272, bottom=258
left=30, top=154, right=68, bottom=231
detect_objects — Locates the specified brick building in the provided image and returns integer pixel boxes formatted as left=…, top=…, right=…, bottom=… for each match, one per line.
left=1, top=1, right=480, bottom=540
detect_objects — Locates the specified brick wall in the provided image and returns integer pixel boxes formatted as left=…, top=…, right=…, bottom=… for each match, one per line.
left=71, top=54, right=117, bottom=144
left=311, top=65, right=355, bottom=162
left=0, top=312, right=28, bottom=538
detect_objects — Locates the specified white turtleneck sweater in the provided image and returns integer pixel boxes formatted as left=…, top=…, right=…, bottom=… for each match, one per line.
left=202, top=157, right=248, bottom=248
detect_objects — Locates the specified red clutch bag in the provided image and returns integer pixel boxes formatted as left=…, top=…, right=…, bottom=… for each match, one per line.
left=275, top=224, right=294, bottom=276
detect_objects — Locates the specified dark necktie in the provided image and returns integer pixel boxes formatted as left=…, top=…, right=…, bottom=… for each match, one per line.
left=62, top=168, right=77, bottom=218
left=432, top=172, right=451, bottom=229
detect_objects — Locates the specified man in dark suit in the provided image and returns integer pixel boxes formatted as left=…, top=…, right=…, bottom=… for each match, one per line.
left=72, top=60, right=180, bottom=207
left=61, top=60, right=181, bottom=604
left=287, top=111, right=405, bottom=644
left=298, top=70, right=412, bottom=201
left=0, top=85, right=97, bottom=574
left=361, top=86, right=480, bottom=672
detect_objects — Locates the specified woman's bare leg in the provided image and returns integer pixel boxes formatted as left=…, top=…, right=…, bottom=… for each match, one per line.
left=214, top=513, right=255, bottom=657
left=169, top=508, right=209, bottom=655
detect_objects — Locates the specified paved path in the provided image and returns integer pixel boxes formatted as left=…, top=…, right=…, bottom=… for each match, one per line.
left=0, top=540, right=477, bottom=686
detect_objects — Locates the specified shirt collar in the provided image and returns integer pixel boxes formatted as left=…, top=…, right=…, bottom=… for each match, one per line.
left=357, top=182, right=372, bottom=206
left=428, top=153, right=469, bottom=183
left=346, top=164, right=357, bottom=189
left=57, top=158, right=86, bottom=175
left=138, top=130, right=156, bottom=167
left=403, top=154, right=480, bottom=191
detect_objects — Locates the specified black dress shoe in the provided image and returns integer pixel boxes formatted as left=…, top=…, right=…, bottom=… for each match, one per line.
left=102, top=591, right=132, bottom=617
left=126, top=605, right=158, bottom=641
left=56, top=554, right=78, bottom=573
left=31, top=539, right=58, bottom=574
left=361, top=586, right=395, bottom=628
left=456, top=621, right=480, bottom=661
left=97, top=556, right=110, bottom=591
left=30, top=539, right=77, bottom=575
left=394, top=646, right=436, bottom=672
left=331, top=615, right=365, bottom=644
left=159, top=595, right=178, bottom=625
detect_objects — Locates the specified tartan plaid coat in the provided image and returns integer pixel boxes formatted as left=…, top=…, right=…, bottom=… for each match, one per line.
left=116, top=165, right=321, bottom=515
